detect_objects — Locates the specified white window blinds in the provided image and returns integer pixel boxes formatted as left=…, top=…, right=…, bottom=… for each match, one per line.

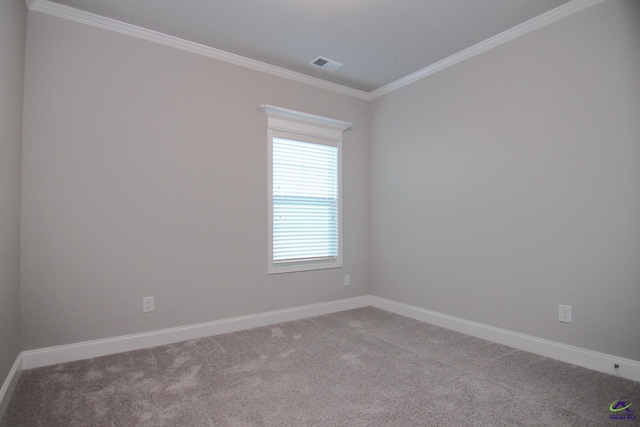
left=272, top=137, right=338, bottom=265
left=260, top=105, right=351, bottom=274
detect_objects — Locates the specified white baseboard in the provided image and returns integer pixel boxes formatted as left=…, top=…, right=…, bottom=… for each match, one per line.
left=369, top=295, right=640, bottom=383
left=0, top=354, right=23, bottom=420
left=11, top=293, right=640, bottom=402
left=21, top=295, right=370, bottom=370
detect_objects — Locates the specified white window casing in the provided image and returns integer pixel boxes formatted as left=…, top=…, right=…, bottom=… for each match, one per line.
left=260, top=105, right=352, bottom=274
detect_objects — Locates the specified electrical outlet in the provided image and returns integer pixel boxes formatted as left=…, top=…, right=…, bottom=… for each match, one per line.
left=143, top=296, right=154, bottom=313
left=344, top=275, right=351, bottom=287
left=559, top=304, right=571, bottom=323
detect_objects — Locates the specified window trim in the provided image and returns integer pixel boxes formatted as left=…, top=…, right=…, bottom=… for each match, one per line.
left=260, top=105, right=352, bottom=274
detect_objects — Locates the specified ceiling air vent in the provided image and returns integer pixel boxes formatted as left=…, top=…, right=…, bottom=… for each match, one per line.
left=310, top=56, right=343, bottom=72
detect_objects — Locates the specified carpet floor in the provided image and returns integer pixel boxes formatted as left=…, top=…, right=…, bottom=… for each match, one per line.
left=2, top=307, right=639, bottom=426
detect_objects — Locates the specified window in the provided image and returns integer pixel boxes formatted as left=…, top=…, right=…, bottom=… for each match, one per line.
left=260, top=105, right=352, bottom=274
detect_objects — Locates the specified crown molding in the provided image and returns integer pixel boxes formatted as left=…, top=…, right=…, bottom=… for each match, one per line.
left=27, top=0, right=606, bottom=101
left=26, top=0, right=371, bottom=100
left=368, top=0, right=608, bottom=99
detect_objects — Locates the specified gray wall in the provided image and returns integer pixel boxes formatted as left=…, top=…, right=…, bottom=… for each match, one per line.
left=0, top=0, right=27, bottom=384
left=21, top=12, right=370, bottom=350
left=17, top=0, right=640, bottom=364
left=370, top=0, right=640, bottom=361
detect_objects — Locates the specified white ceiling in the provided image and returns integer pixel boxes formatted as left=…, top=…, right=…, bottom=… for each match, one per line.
left=42, top=0, right=574, bottom=93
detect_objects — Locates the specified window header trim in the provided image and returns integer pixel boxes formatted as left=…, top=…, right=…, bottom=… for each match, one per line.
left=260, top=105, right=352, bottom=140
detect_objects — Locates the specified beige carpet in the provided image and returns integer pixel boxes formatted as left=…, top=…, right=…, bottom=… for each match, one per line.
left=2, top=307, right=639, bottom=426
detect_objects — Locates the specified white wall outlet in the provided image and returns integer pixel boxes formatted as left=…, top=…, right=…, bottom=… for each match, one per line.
left=143, top=296, right=154, bottom=313
left=344, top=275, right=351, bottom=286
left=559, top=304, right=571, bottom=323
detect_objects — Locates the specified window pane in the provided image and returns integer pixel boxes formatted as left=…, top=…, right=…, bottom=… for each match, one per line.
left=273, top=138, right=338, bottom=263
